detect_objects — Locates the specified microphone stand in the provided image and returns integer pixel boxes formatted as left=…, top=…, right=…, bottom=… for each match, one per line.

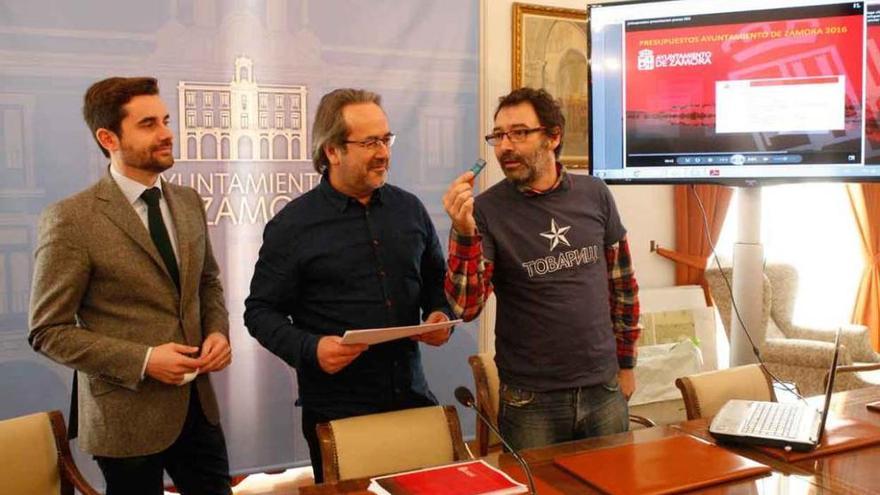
left=456, top=387, right=537, bottom=495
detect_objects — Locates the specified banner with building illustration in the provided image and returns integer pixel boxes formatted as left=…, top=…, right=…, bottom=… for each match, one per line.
left=0, top=0, right=479, bottom=484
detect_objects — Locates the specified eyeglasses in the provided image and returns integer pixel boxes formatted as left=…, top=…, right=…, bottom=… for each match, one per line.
left=484, top=127, right=545, bottom=146
left=343, top=134, right=396, bottom=150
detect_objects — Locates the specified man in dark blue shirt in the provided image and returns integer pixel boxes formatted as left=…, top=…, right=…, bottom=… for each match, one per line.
left=244, top=88, right=453, bottom=482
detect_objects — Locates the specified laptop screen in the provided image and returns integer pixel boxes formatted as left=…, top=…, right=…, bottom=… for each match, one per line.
left=816, top=327, right=843, bottom=442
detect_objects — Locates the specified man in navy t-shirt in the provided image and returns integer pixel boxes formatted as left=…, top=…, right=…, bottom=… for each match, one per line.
left=443, top=87, right=640, bottom=450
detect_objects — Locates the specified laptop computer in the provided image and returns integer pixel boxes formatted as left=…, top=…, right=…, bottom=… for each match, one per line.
left=709, top=327, right=841, bottom=452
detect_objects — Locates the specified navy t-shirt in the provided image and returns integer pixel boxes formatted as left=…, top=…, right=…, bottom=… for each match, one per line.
left=474, top=173, right=626, bottom=392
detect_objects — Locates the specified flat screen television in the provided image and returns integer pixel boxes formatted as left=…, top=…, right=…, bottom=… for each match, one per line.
left=588, top=0, right=880, bottom=184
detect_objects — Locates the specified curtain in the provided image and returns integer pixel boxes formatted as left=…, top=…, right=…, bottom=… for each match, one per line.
left=846, top=183, right=880, bottom=351
left=656, top=185, right=733, bottom=305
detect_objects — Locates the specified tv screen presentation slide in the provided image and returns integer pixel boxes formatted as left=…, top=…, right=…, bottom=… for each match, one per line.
left=589, top=0, right=880, bottom=184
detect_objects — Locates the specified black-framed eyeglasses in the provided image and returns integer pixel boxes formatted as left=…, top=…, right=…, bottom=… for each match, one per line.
left=484, top=127, right=545, bottom=146
left=343, top=133, right=396, bottom=150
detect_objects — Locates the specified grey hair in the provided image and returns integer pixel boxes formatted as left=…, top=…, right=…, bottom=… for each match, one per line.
left=311, top=88, right=382, bottom=174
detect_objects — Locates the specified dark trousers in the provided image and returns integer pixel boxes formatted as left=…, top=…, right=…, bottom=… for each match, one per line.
left=94, top=387, right=231, bottom=495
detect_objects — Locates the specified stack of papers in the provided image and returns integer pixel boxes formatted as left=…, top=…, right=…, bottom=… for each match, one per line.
left=340, top=319, right=462, bottom=345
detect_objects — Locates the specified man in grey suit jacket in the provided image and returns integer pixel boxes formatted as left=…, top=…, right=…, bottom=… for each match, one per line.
left=29, top=77, right=232, bottom=495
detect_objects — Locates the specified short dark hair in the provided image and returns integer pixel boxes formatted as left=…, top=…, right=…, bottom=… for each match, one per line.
left=311, top=88, right=382, bottom=174
left=494, top=87, right=565, bottom=159
left=82, top=77, right=159, bottom=158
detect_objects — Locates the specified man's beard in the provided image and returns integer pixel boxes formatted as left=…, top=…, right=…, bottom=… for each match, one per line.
left=367, top=156, right=389, bottom=173
left=359, top=153, right=390, bottom=184
left=120, top=140, right=174, bottom=174
left=499, top=141, right=552, bottom=187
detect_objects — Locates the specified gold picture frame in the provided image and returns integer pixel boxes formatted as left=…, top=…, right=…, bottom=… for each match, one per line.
left=512, top=3, right=589, bottom=168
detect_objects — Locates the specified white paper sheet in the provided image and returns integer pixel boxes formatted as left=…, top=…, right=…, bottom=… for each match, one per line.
left=340, top=319, right=463, bottom=345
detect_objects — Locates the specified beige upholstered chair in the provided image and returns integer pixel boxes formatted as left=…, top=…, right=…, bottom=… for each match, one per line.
left=0, top=410, right=99, bottom=495
left=468, top=353, right=502, bottom=457
left=674, top=364, right=776, bottom=420
left=467, top=352, right=656, bottom=456
left=705, top=264, right=880, bottom=396
left=316, top=405, right=470, bottom=483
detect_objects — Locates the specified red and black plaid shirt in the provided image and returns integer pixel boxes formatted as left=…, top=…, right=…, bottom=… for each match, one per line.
left=444, top=166, right=641, bottom=368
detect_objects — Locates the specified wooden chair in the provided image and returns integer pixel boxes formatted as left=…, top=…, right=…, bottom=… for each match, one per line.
left=468, top=353, right=501, bottom=457
left=468, top=353, right=656, bottom=457
left=0, top=410, right=99, bottom=495
left=316, top=405, right=470, bottom=483
left=675, top=364, right=776, bottom=420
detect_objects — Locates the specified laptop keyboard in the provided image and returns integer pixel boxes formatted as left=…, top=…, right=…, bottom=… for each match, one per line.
left=741, top=402, right=802, bottom=438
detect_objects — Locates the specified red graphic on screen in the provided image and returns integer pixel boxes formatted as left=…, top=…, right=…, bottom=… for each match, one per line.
left=866, top=17, right=880, bottom=163
left=624, top=12, right=863, bottom=156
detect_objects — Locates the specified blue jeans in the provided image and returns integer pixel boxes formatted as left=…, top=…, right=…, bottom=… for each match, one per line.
left=498, top=377, right=629, bottom=451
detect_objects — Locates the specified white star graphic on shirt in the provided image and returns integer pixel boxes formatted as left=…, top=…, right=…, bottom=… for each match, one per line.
left=540, top=218, right=571, bottom=251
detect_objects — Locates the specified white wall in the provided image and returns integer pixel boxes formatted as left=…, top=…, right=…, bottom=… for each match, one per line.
left=607, top=184, right=675, bottom=287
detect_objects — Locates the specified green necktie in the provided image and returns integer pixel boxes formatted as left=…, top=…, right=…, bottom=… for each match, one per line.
left=141, top=187, right=180, bottom=290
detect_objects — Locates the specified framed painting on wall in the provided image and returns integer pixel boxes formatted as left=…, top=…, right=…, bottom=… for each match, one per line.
left=512, top=3, right=589, bottom=168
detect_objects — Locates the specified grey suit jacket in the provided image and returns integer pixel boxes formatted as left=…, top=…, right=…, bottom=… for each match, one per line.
left=28, top=171, right=229, bottom=457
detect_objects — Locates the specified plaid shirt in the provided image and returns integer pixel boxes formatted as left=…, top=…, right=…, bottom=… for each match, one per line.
left=444, top=166, right=641, bottom=368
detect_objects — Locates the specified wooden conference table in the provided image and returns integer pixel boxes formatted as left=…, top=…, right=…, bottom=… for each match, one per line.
left=300, top=387, right=880, bottom=494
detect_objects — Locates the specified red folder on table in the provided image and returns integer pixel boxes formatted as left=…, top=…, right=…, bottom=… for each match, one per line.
left=554, top=434, right=771, bottom=495
left=752, top=415, right=880, bottom=462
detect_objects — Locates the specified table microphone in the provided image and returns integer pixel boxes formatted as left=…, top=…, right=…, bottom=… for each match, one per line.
left=454, top=386, right=537, bottom=495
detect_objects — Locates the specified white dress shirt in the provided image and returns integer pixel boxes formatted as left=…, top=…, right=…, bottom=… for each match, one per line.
left=110, top=166, right=180, bottom=261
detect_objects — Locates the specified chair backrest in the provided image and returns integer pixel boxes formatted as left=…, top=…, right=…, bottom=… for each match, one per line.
left=316, top=405, right=469, bottom=483
left=704, top=266, right=773, bottom=340
left=675, top=364, right=777, bottom=420
left=764, top=264, right=799, bottom=336
left=468, top=353, right=501, bottom=456
left=0, top=411, right=62, bottom=495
